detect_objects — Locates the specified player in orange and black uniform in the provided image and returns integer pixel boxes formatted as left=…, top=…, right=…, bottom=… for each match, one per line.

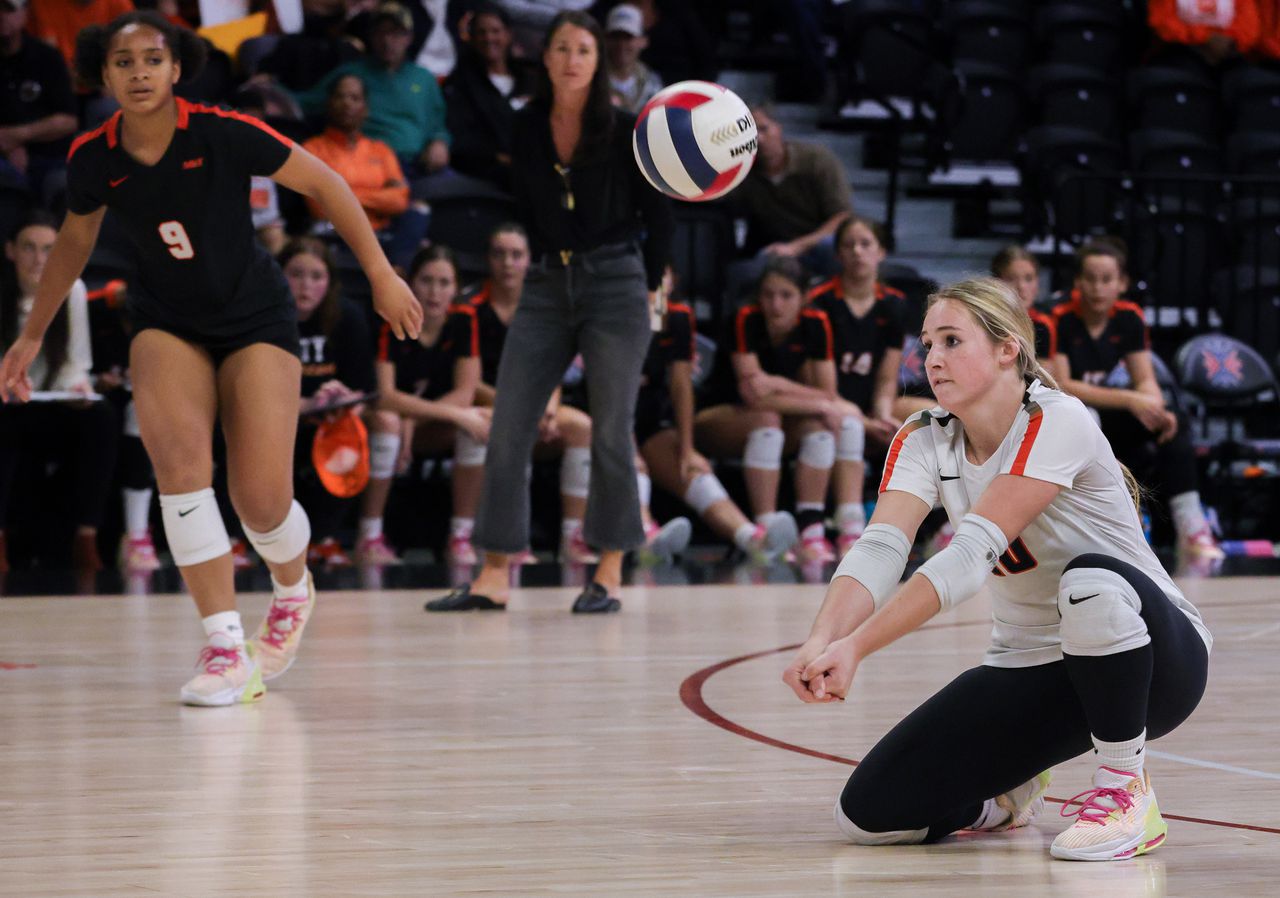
left=1052, top=240, right=1221, bottom=564
left=0, top=12, right=421, bottom=706
left=696, top=257, right=862, bottom=565
left=805, top=216, right=913, bottom=553
left=635, top=277, right=798, bottom=562
left=360, top=246, right=482, bottom=566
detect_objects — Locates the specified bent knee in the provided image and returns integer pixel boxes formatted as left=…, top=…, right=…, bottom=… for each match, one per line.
left=230, top=489, right=294, bottom=533
left=370, top=409, right=402, bottom=435
left=744, top=408, right=782, bottom=429
left=835, top=791, right=928, bottom=846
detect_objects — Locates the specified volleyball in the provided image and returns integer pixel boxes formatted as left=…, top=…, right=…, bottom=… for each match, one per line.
left=633, top=81, right=758, bottom=202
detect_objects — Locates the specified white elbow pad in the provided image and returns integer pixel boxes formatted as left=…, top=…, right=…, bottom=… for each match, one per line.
left=916, top=513, right=1008, bottom=611
left=831, top=522, right=912, bottom=610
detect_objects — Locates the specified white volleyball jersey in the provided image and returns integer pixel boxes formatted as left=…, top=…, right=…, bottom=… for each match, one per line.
left=879, top=379, right=1212, bottom=668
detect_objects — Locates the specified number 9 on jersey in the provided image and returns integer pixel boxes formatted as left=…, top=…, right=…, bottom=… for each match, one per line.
left=158, top=220, right=194, bottom=260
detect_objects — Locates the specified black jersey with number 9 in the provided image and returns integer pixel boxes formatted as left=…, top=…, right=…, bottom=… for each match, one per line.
left=65, top=97, right=295, bottom=339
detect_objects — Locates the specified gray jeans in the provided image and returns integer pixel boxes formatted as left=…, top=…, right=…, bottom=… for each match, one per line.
left=474, top=244, right=651, bottom=553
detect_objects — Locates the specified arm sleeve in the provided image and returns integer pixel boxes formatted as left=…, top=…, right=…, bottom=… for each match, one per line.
left=450, top=309, right=480, bottom=360
left=803, top=311, right=834, bottom=360
left=1121, top=308, right=1149, bottom=354
left=64, top=147, right=103, bottom=214
left=222, top=111, right=295, bottom=177
left=1001, top=399, right=1094, bottom=487
left=877, top=414, right=940, bottom=507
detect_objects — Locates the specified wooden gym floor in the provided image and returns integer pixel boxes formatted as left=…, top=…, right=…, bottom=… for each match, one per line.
left=0, top=573, right=1276, bottom=896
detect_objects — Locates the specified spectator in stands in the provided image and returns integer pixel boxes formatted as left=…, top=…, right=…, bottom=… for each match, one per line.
left=294, top=2, right=451, bottom=178
left=591, top=0, right=717, bottom=85
left=697, top=257, right=849, bottom=565
left=303, top=73, right=427, bottom=268
left=635, top=266, right=798, bottom=563
left=444, top=2, right=536, bottom=189
left=0, top=0, right=77, bottom=202
left=280, top=238, right=377, bottom=568
left=26, top=0, right=134, bottom=71
left=805, top=216, right=909, bottom=554
left=1148, top=0, right=1262, bottom=65
left=603, top=4, right=661, bottom=114
left=727, top=103, right=853, bottom=300
left=991, top=244, right=1065, bottom=384
left=427, top=11, right=673, bottom=613
left=449, top=223, right=597, bottom=566
left=359, top=245, right=483, bottom=565
left=1052, top=239, right=1223, bottom=566
left=0, top=210, right=117, bottom=573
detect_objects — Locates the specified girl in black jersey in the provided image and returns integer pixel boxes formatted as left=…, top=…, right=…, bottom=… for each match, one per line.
left=0, top=12, right=421, bottom=707
left=281, top=238, right=376, bottom=568
left=361, top=246, right=485, bottom=566
left=805, top=216, right=912, bottom=555
left=696, top=258, right=856, bottom=566
left=1052, top=240, right=1221, bottom=566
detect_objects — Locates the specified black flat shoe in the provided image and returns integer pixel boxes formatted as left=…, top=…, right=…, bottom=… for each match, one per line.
left=425, top=584, right=507, bottom=612
left=571, top=582, right=621, bottom=614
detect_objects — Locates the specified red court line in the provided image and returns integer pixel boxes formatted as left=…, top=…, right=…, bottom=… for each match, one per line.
left=679, top=642, right=1280, bottom=836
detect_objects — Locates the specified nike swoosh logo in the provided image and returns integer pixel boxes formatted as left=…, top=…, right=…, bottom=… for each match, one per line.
left=109, top=176, right=128, bottom=187
left=940, top=474, right=960, bottom=481
left=1068, top=593, right=1099, bottom=605
left=178, top=507, right=196, bottom=517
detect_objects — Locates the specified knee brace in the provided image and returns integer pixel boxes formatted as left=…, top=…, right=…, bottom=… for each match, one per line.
left=837, top=415, right=865, bottom=462
left=743, top=426, right=784, bottom=471
left=159, top=488, right=231, bottom=567
left=454, top=429, right=487, bottom=467
left=368, top=431, right=401, bottom=480
left=683, top=472, right=729, bottom=515
left=243, top=499, right=311, bottom=565
left=798, top=429, right=836, bottom=470
left=1058, top=565, right=1151, bottom=656
left=834, top=800, right=927, bottom=846
left=560, top=446, right=591, bottom=498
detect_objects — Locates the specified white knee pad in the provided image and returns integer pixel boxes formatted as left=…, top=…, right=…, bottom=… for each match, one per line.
left=834, top=800, right=928, bottom=846
left=798, top=430, right=836, bottom=470
left=1057, top=566, right=1151, bottom=657
left=837, top=415, right=865, bottom=462
left=159, top=488, right=231, bottom=567
left=560, top=446, right=591, bottom=498
left=369, top=431, right=401, bottom=480
left=743, top=426, right=784, bottom=471
left=243, top=499, right=311, bottom=565
left=454, top=429, right=487, bottom=467
left=683, top=472, right=729, bottom=515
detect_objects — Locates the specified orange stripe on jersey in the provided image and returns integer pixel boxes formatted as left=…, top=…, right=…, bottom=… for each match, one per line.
left=377, top=322, right=391, bottom=362
left=177, top=98, right=294, bottom=149
left=450, top=304, right=480, bottom=356
left=878, top=417, right=929, bottom=494
left=1009, top=405, right=1044, bottom=476
left=874, top=281, right=906, bottom=301
left=1113, top=300, right=1151, bottom=349
left=469, top=281, right=492, bottom=306
left=806, top=277, right=841, bottom=302
left=1029, top=308, right=1058, bottom=357
left=67, top=111, right=121, bottom=161
left=801, top=308, right=834, bottom=359
left=668, top=302, right=697, bottom=357
left=734, top=305, right=758, bottom=354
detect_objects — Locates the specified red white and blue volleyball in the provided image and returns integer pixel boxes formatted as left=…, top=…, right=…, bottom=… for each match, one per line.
left=633, top=81, right=758, bottom=202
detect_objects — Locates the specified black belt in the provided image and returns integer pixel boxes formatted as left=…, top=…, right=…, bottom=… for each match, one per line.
left=538, top=240, right=637, bottom=268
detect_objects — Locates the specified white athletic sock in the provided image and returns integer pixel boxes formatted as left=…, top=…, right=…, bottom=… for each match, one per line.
left=733, top=522, right=758, bottom=551
left=123, top=487, right=152, bottom=539
left=271, top=571, right=309, bottom=601
left=450, top=516, right=474, bottom=538
left=836, top=502, right=865, bottom=534
left=1093, top=729, right=1146, bottom=776
left=800, top=522, right=825, bottom=541
left=636, top=472, right=652, bottom=510
left=359, top=517, right=383, bottom=542
left=561, top=517, right=583, bottom=538
left=1169, top=491, right=1208, bottom=538
left=970, top=797, right=1011, bottom=831
left=202, top=610, right=244, bottom=646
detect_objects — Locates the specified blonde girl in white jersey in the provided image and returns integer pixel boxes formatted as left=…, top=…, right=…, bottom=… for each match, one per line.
left=783, top=277, right=1211, bottom=862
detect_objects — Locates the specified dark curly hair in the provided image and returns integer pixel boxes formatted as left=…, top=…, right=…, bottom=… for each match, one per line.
left=75, top=10, right=207, bottom=89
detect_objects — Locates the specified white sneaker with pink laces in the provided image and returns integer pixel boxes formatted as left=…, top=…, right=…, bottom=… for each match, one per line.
left=446, top=533, right=478, bottom=566
left=1051, top=767, right=1167, bottom=861
left=249, top=572, right=316, bottom=681
left=356, top=534, right=403, bottom=565
left=1180, top=528, right=1225, bottom=562
left=796, top=532, right=836, bottom=564
left=179, top=634, right=265, bottom=707
left=560, top=528, right=599, bottom=564
left=119, top=532, right=162, bottom=571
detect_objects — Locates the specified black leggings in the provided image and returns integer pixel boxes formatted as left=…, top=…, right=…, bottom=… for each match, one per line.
left=840, top=554, right=1209, bottom=842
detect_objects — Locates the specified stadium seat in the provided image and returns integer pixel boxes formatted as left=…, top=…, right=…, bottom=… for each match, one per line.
left=1127, top=196, right=1219, bottom=334
left=1029, top=64, right=1122, bottom=137
left=944, top=1, right=1032, bottom=73
left=1231, top=197, right=1280, bottom=273
left=421, top=179, right=517, bottom=280
left=670, top=205, right=734, bottom=326
left=944, top=60, right=1025, bottom=164
left=1226, top=131, right=1280, bottom=175
left=1222, top=66, right=1280, bottom=134
left=1127, top=128, right=1222, bottom=207
left=1127, top=66, right=1218, bottom=135
left=1211, top=266, right=1280, bottom=363
left=1034, top=3, right=1125, bottom=72
left=1023, top=125, right=1125, bottom=239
